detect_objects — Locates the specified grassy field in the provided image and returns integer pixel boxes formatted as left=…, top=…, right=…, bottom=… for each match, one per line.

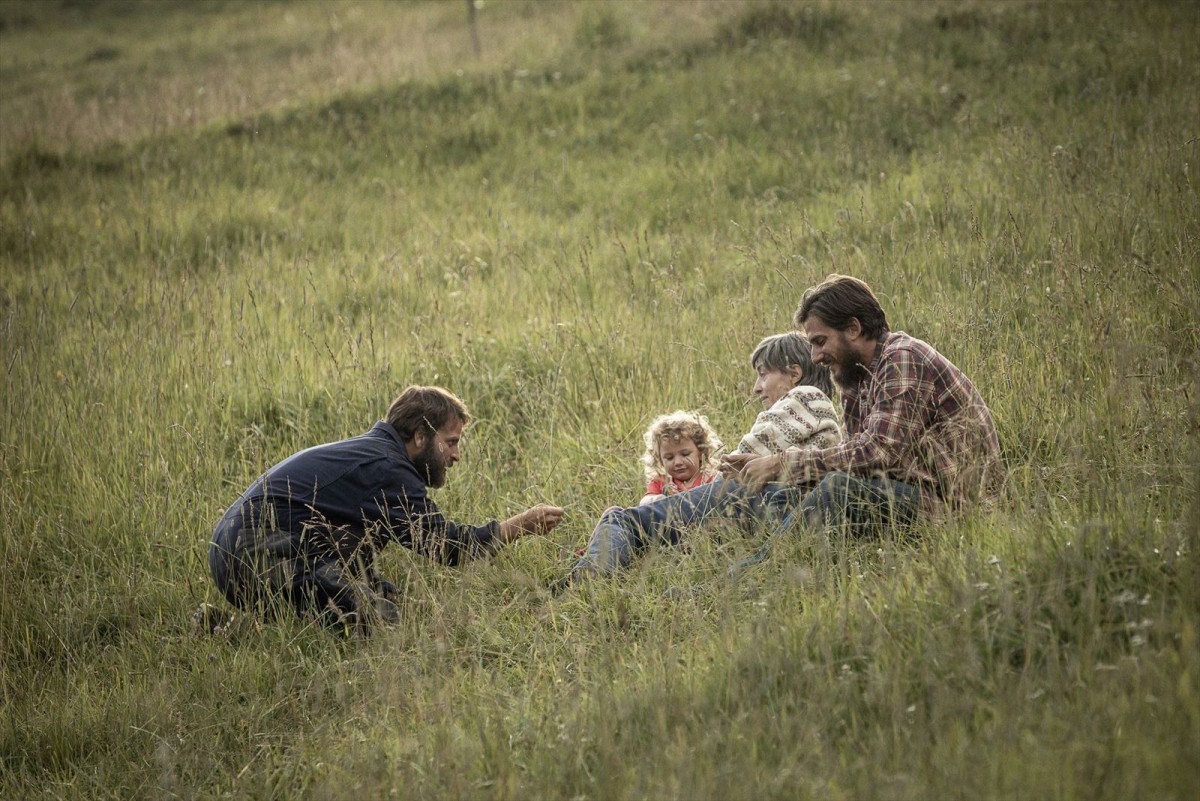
left=2, top=0, right=1198, bottom=798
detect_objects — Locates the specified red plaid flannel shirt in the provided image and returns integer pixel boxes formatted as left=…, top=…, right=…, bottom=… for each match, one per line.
left=787, top=331, right=1004, bottom=513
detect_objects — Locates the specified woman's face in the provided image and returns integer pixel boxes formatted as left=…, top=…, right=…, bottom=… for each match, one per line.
left=753, top=364, right=802, bottom=408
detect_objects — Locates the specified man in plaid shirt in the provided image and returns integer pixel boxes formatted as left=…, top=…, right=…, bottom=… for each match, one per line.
left=721, top=274, right=1004, bottom=532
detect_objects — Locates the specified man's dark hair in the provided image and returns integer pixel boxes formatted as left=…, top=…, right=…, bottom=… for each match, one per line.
left=794, top=274, right=889, bottom=340
left=386, top=386, right=471, bottom=440
left=750, top=332, right=835, bottom=398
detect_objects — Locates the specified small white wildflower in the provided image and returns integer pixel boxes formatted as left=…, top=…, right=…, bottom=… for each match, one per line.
left=1113, top=589, right=1138, bottom=606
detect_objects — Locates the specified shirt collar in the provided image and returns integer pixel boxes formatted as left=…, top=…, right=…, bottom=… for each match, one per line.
left=840, top=332, right=889, bottom=396
left=866, top=331, right=889, bottom=373
left=371, top=420, right=407, bottom=449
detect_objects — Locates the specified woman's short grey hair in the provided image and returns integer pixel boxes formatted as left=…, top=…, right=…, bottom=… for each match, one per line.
left=750, top=332, right=835, bottom=398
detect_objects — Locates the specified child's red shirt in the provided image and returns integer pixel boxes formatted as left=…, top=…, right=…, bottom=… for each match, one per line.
left=645, top=471, right=718, bottom=496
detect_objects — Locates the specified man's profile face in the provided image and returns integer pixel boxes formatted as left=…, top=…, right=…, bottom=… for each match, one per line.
left=414, top=417, right=463, bottom=489
left=802, top=317, right=859, bottom=386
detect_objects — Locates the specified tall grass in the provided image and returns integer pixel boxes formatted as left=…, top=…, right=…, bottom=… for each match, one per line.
left=1, top=0, right=1197, bottom=798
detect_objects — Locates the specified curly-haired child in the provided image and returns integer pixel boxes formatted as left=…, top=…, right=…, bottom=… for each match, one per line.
left=636, top=410, right=724, bottom=505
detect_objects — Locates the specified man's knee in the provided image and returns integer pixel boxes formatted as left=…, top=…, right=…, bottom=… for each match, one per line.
left=816, top=471, right=854, bottom=498
left=214, top=532, right=308, bottom=618
left=801, top=472, right=855, bottom=527
left=802, top=471, right=894, bottom=532
left=305, top=559, right=401, bottom=630
left=802, top=472, right=920, bottom=535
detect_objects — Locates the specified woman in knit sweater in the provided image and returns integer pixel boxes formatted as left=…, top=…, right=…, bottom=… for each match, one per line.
left=737, top=332, right=842, bottom=457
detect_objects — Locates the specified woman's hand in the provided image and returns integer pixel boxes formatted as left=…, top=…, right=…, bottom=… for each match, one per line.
left=720, top=452, right=783, bottom=491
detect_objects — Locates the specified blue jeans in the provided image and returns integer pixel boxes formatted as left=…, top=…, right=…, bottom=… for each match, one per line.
left=572, top=472, right=922, bottom=576
left=796, top=471, right=922, bottom=533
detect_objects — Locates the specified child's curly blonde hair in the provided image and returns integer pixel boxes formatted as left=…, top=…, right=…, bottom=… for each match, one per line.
left=639, top=410, right=724, bottom=482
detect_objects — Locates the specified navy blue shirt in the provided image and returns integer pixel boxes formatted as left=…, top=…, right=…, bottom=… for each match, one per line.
left=209, top=422, right=498, bottom=588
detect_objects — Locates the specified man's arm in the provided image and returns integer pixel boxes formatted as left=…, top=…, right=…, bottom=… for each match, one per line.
left=383, top=474, right=563, bottom=564
left=373, top=477, right=494, bottom=565
left=786, top=345, right=930, bottom=481
left=494, top=504, right=565, bottom=549
left=720, top=450, right=786, bottom=490
left=403, top=505, right=500, bottom=566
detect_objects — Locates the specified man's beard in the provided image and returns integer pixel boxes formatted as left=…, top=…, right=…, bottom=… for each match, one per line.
left=413, top=436, right=448, bottom=488
left=831, top=361, right=867, bottom=388
left=828, top=340, right=867, bottom=389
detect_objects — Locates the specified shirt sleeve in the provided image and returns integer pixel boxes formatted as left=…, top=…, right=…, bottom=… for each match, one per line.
left=737, top=410, right=777, bottom=455
left=788, top=347, right=931, bottom=481
left=381, top=489, right=498, bottom=567
left=645, top=477, right=666, bottom=495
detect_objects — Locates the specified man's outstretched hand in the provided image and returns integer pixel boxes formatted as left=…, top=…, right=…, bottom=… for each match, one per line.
left=498, top=503, right=565, bottom=545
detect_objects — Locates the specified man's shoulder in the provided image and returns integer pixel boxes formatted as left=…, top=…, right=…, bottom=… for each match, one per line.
left=879, top=331, right=985, bottom=404
left=882, top=331, right=934, bottom=355
left=282, top=428, right=384, bottom=463
left=268, top=423, right=411, bottom=482
left=880, top=331, right=955, bottom=369
left=319, top=422, right=406, bottom=455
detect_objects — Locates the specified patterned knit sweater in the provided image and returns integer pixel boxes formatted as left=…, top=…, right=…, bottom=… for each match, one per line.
left=736, top=385, right=843, bottom=456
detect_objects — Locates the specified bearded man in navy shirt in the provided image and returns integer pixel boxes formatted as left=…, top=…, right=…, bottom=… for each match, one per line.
left=209, top=385, right=563, bottom=630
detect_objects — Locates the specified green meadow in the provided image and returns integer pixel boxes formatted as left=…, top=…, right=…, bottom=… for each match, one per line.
left=1, top=0, right=1197, bottom=797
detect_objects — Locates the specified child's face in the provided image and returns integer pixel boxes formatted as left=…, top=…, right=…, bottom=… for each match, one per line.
left=659, top=436, right=701, bottom=483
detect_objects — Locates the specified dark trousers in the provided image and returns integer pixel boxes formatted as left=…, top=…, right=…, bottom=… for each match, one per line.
left=208, top=525, right=399, bottom=628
